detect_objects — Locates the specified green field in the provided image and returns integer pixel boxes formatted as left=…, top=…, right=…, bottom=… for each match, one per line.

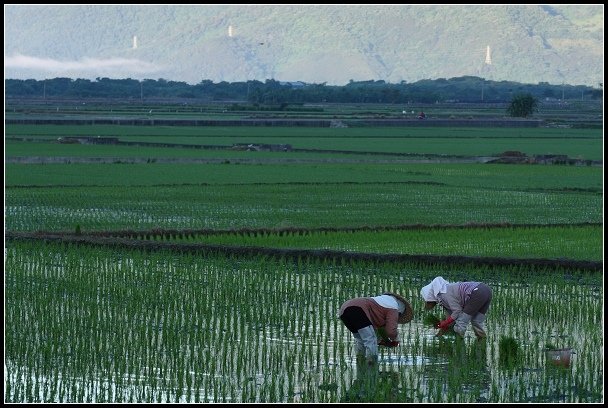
left=4, top=104, right=604, bottom=403
left=5, top=120, right=603, bottom=258
left=5, top=241, right=603, bottom=403
left=165, top=225, right=603, bottom=261
left=6, top=124, right=603, bottom=159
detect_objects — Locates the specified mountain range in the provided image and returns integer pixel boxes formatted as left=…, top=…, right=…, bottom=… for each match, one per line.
left=4, top=4, right=604, bottom=87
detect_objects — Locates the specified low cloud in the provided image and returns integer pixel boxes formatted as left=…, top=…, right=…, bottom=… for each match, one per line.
left=5, top=54, right=162, bottom=74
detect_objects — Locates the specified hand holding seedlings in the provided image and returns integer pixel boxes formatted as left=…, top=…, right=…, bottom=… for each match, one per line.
left=378, top=339, right=400, bottom=347
left=436, top=316, right=455, bottom=329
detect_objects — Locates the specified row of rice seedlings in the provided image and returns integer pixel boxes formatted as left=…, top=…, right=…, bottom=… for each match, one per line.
left=5, top=181, right=602, bottom=232
left=5, top=240, right=603, bottom=402
left=482, top=274, right=602, bottom=402
left=6, top=126, right=604, bottom=161
left=6, top=242, right=341, bottom=402
left=348, top=263, right=601, bottom=399
left=167, top=224, right=602, bottom=261
left=6, top=157, right=602, bottom=190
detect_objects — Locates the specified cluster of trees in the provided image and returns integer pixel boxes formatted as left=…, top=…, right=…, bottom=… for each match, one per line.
left=5, top=76, right=602, bottom=105
left=507, top=94, right=539, bottom=118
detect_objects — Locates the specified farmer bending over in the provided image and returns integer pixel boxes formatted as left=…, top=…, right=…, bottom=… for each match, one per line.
left=420, top=276, right=492, bottom=339
left=339, top=293, right=413, bottom=366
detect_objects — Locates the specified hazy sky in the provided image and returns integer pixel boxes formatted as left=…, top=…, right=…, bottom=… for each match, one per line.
left=5, top=54, right=162, bottom=76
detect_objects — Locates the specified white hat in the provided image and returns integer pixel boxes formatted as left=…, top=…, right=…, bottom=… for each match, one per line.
left=420, top=276, right=450, bottom=302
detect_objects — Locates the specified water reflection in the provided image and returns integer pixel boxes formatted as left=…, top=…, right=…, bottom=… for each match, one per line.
left=340, top=357, right=404, bottom=402
left=421, top=337, right=491, bottom=402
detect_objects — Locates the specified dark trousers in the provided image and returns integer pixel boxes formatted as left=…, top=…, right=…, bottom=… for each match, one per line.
left=463, top=283, right=492, bottom=315
left=340, top=306, right=373, bottom=333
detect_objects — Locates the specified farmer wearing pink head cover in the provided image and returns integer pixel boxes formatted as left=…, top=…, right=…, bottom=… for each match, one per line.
left=420, top=276, right=492, bottom=339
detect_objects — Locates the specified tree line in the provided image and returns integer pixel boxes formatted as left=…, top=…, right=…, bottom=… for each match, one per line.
left=5, top=76, right=602, bottom=104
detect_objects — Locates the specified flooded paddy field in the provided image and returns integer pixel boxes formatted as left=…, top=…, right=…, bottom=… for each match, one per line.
left=5, top=241, right=602, bottom=403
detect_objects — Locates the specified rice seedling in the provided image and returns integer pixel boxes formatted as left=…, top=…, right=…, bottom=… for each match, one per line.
left=4, top=240, right=603, bottom=403
left=423, top=314, right=441, bottom=327
left=498, top=336, right=520, bottom=369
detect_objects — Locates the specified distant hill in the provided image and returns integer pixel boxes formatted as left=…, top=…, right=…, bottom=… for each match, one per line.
left=4, top=4, right=604, bottom=86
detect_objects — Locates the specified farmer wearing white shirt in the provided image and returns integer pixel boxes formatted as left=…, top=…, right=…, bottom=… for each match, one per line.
left=339, top=293, right=413, bottom=366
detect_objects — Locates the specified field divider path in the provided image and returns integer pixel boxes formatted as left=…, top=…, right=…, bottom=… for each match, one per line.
left=6, top=229, right=602, bottom=272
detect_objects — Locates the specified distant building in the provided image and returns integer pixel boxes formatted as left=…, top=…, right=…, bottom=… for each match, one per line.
left=58, top=136, right=119, bottom=145
left=480, top=45, right=495, bottom=80
left=279, top=81, right=308, bottom=88
left=232, top=143, right=292, bottom=152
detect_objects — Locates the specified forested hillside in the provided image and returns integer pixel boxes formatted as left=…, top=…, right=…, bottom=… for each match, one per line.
left=5, top=5, right=604, bottom=86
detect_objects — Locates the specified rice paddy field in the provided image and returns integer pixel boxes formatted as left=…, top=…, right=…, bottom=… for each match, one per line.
left=4, top=105, right=604, bottom=403
left=5, top=124, right=604, bottom=160
left=4, top=241, right=603, bottom=403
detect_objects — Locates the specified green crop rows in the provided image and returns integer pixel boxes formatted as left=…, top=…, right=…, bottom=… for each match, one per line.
left=165, top=225, right=602, bottom=261
left=5, top=182, right=602, bottom=232
left=5, top=241, right=603, bottom=402
left=6, top=124, right=603, bottom=160
left=4, top=117, right=603, bottom=402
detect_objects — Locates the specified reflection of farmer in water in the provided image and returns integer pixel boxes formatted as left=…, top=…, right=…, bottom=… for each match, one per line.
left=339, top=293, right=413, bottom=366
left=421, top=277, right=492, bottom=339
